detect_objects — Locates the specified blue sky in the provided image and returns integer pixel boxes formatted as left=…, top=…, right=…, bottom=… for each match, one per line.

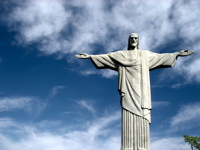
left=0, top=0, right=200, bottom=149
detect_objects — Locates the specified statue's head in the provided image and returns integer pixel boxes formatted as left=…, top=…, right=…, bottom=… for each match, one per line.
left=127, top=33, right=139, bottom=50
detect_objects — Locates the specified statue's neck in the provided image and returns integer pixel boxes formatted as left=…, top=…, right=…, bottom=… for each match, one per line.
left=128, top=46, right=138, bottom=51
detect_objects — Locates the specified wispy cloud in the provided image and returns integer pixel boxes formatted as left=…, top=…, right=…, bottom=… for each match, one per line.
left=170, top=103, right=200, bottom=131
left=152, top=101, right=170, bottom=108
left=80, top=70, right=97, bottom=76
left=0, top=118, right=18, bottom=128
left=0, top=111, right=121, bottom=150
left=76, top=100, right=96, bottom=115
left=148, top=102, right=200, bottom=148
left=174, top=56, right=200, bottom=83
left=0, top=102, right=197, bottom=150
left=5, top=1, right=200, bottom=82
left=80, top=69, right=117, bottom=78
left=48, top=85, right=66, bottom=99
left=0, top=111, right=193, bottom=150
left=101, top=69, right=118, bottom=79
left=86, top=111, right=121, bottom=142
left=5, top=0, right=70, bottom=56
left=5, top=0, right=169, bottom=54
left=0, top=96, right=46, bottom=117
left=151, top=137, right=190, bottom=150
left=0, top=96, right=36, bottom=112
left=5, top=1, right=200, bottom=53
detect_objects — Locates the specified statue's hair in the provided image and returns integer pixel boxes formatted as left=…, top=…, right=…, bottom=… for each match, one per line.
left=127, top=33, right=139, bottom=50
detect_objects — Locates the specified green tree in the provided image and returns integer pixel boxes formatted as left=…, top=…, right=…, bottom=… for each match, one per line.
left=183, top=135, right=200, bottom=150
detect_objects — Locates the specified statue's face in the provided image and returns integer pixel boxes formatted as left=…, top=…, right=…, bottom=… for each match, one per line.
left=129, top=34, right=138, bottom=48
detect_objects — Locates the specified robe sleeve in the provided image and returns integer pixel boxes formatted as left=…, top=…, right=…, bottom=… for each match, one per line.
left=148, top=51, right=179, bottom=70
left=90, top=54, right=118, bottom=71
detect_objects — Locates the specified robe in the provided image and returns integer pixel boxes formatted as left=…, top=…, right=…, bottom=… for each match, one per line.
left=90, top=50, right=178, bottom=150
left=91, top=50, right=178, bottom=123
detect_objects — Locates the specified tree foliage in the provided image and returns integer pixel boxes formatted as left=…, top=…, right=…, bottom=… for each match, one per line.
left=183, top=135, right=200, bottom=150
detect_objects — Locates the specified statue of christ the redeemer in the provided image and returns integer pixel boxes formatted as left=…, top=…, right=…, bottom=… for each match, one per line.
left=75, top=33, right=193, bottom=150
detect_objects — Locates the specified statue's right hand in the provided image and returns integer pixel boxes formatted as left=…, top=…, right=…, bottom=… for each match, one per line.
left=75, top=53, right=91, bottom=59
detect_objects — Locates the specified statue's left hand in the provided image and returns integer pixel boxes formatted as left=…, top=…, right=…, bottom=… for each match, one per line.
left=178, top=50, right=194, bottom=56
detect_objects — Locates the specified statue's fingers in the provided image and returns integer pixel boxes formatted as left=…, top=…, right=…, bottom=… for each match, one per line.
left=75, top=54, right=82, bottom=58
left=80, top=53, right=87, bottom=55
left=181, top=50, right=189, bottom=52
left=188, top=51, right=194, bottom=55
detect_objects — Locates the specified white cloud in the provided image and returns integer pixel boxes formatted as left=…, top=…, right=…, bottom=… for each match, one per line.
left=86, top=111, right=121, bottom=142
left=101, top=69, right=118, bottom=78
left=0, top=118, right=18, bottom=128
left=5, top=0, right=176, bottom=54
left=170, top=103, right=200, bottom=129
left=68, top=0, right=109, bottom=54
left=108, top=1, right=175, bottom=50
left=152, top=101, right=170, bottom=108
left=80, top=70, right=97, bottom=76
left=0, top=112, right=194, bottom=150
left=76, top=100, right=96, bottom=115
left=173, top=55, right=200, bottom=83
left=48, top=85, right=66, bottom=99
left=0, top=111, right=121, bottom=150
left=6, top=0, right=200, bottom=83
left=8, top=0, right=71, bottom=55
left=151, top=137, right=190, bottom=150
left=0, top=96, right=38, bottom=112
left=81, top=69, right=117, bottom=78
left=0, top=96, right=46, bottom=118
left=172, top=1, right=200, bottom=47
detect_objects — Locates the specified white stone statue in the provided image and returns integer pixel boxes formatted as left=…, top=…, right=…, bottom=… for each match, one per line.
left=75, top=33, right=193, bottom=150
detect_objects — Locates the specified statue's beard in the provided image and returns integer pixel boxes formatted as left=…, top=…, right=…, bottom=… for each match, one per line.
left=131, top=43, right=138, bottom=48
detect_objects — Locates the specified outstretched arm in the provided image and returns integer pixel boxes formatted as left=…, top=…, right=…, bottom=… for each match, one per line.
left=75, top=53, right=118, bottom=70
left=148, top=50, right=194, bottom=70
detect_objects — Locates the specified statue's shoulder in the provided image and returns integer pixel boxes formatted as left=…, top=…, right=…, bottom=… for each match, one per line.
left=140, top=50, right=155, bottom=55
left=140, top=50, right=151, bottom=53
left=114, top=49, right=126, bottom=53
left=109, top=50, right=154, bottom=55
left=108, top=50, right=126, bottom=55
